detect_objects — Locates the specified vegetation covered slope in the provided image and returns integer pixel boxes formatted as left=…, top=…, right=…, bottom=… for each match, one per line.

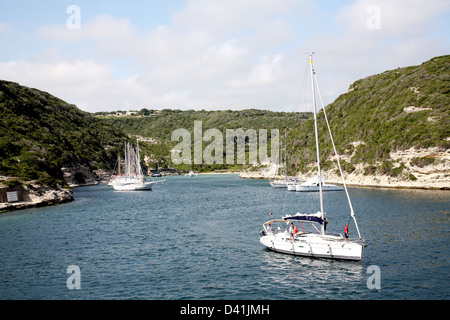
left=97, top=109, right=311, bottom=171
left=97, top=109, right=310, bottom=140
left=288, top=55, right=449, bottom=180
left=0, top=80, right=127, bottom=186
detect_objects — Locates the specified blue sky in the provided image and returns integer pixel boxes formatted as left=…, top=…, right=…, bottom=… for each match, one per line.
left=1, top=0, right=449, bottom=112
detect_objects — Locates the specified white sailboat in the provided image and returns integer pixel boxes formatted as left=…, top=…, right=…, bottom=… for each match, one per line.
left=260, top=54, right=365, bottom=261
left=185, top=170, right=198, bottom=177
left=111, top=141, right=160, bottom=191
left=295, top=174, right=344, bottom=192
left=269, top=130, right=298, bottom=188
left=288, top=174, right=343, bottom=192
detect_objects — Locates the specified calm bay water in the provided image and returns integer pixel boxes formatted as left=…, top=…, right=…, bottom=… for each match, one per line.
left=0, top=174, right=448, bottom=300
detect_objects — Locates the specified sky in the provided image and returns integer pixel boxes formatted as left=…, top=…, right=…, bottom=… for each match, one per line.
left=0, top=0, right=449, bottom=113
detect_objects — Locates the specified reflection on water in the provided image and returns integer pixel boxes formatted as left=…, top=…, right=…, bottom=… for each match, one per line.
left=259, top=249, right=366, bottom=299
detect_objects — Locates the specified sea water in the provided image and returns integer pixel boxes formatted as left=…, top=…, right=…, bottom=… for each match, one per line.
left=0, top=174, right=448, bottom=300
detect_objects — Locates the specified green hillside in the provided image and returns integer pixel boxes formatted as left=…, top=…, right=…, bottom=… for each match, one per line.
left=97, top=108, right=311, bottom=171
left=288, top=55, right=450, bottom=177
left=97, top=109, right=310, bottom=140
left=0, top=80, right=127, bottom=186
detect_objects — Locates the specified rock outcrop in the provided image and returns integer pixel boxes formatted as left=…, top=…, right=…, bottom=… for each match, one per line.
left=0, top=181, right=73, bottom=212
left=0, top=164, right=108, bottom=213
left=239, top=146, right=449, bottom=190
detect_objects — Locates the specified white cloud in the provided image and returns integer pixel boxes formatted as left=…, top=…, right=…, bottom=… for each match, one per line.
left=1, top=0, right=448, bottom=112
left=171, top=0, right=297, bottom=36
left=0, top=59, right=144, bottom=110
left=336, top=0, right=450, bottom=36
left=0, top=60, right=111, bottom=87
left=39, top=14, right=135, bottom=43
left=306, top=0, right=450, bottom=107
left=230, top=54, right=284, bottom=88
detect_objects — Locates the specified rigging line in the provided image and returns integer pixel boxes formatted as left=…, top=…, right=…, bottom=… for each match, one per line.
left=309, top=190, right=321, bottom=213
left=313, top=73, right=362, bottom=240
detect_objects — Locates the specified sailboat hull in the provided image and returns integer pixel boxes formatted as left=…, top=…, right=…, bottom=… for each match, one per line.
left=270, top=181, right=289, bottom=188
left=295, top=185, right=344, bottom=192
left=113, top=184, right=152, bottom=191
left=270, top=179, right=300, bottom=188
left=112, top=179, right=153, bottom=191
left=287, top=184, right=297, bottom=191
left=260, top=234, right=362, bottom=261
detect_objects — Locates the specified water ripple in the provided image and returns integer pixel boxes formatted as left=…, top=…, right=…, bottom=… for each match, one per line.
left=0, top=175, right=448, bottom=299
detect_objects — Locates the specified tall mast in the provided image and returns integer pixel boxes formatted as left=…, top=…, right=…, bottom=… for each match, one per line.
left=136, top=138, right=142, bottom=178
left=118, top=152, right=121, bottom=176
left=124, top=142, right=128, bottom=177
left=284, top=129, right=287, bottom=180
left=274, top=141, right=280, bottom=179
left=309, top=53, right=324, bottom=232
left=280, top=140, right=283, bottom=178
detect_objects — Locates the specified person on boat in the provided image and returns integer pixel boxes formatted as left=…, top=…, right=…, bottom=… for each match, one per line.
left=344, top=224, right=349, bottom=243
left=267, top=223, right=273, bottom=233
left=293, top=224, right=298, bottom=235
left=289, top=223, right=294, bottom=241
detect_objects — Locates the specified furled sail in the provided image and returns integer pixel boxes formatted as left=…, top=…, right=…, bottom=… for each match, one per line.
left=283, top=212, right=324, bottom=225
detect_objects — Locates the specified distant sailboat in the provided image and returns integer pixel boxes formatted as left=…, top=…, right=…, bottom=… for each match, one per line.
left=295, top=174, right=344, bottom=192
left=260, top=54, right=365, bottom=261
left=185, top=170, right=198, bottom=177
left=287, top=184, right=297, bottom=191
left=111, top=140, right=163, bottom=191
left=269, top=130, right=298, bottom=188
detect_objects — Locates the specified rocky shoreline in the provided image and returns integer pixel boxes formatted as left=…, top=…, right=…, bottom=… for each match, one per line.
left=240, top=171, right=449, bottom=190
left=239, top=147, right=450, bottom=190
left=0, top=181, right=74, bottom=213
left=0, top=166, right=181, bottom=213
left=0, top=165, right=106, bottom=213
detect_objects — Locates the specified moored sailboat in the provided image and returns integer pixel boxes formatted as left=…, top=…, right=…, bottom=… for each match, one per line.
left=185, top=171, right=198, bottom=177
left=269, top=130, right=298, bottom=188
left=260, top=54, right=365, bottom=260
left=295, top=174, right=344, bottom=192
left=111, top=141, right=163, bottom=191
